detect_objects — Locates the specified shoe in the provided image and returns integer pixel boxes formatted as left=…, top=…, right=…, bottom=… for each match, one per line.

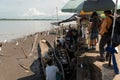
left=97, top=57, right=105, bottom=62
left=92, top=46, right=96, bottom=50
left=106, top=53, right=110, bottom=61
left=91, top=47, right=96, bottom=50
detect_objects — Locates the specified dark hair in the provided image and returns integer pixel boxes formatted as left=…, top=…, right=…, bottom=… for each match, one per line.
left=91, top=12, right=98, bottom=18
left=46, top=59, right=53, bottom=66
left=104, top=10, right=112, bottom=14
left=92, top=12, right=98, bottom=16
left=80, top=17, right=87, bottom=22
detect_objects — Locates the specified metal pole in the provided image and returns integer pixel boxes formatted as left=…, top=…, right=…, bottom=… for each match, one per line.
left=108, top=0, right=118, bottom=67
left=56, top=7, right=59, bottom=21
left=110, top=0, right=118, bottom=46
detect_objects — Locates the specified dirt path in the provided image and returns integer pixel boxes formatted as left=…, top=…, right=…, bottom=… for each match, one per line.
left=76, top=45, right=120, bottom=80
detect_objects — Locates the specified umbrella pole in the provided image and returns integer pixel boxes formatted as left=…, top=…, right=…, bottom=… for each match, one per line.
left=108, top=0, right=118, bottom=66
left=110, top=0, right=118, bottom=46
left=108, top=0, right=119, bottom=74
left=108, top=54, right=112, bottom=66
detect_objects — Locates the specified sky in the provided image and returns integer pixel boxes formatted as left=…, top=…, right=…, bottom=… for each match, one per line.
left=0, top=0, right=73, bottom=19
left=0, top=0, right=119, bottom=19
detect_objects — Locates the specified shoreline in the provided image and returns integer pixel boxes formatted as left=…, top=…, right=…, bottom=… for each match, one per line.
left=0, top=31, right=59, bottom=80
left=1, top=22, right=120, bottom=80
left=0, top=22, right=76, bottom=80
left=0, top=28, right=54, bottom=43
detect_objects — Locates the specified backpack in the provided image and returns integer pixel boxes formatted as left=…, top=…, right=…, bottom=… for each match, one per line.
left=108, top=16, right=120, bottom=35
left=115, top=17, right=120, bottom=34
left=108, top=16, right=120, bottom=47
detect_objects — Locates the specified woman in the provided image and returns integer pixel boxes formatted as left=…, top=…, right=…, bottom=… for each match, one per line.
left=89, top=12, right=101, bottom=50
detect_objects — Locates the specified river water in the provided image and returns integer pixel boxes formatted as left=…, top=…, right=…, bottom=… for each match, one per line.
left=0, top=20, right=55, bottom=42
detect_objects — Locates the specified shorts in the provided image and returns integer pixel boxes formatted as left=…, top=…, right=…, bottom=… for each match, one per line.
left=90, top=33, right=98, bottom=40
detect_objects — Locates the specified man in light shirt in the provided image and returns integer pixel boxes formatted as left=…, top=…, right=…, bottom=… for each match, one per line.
left=59, top=36, right=65, bottom=47
left=45, top=59, right=59, bottom=80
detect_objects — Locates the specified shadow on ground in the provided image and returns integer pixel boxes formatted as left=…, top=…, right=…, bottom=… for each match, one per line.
left=87, top=50, right=99, bottom=53
left=17, top=74, right=40, bottom=80
left=77, top=56, right=102, bottom=80
left=102, top=63, right=115, bottom=80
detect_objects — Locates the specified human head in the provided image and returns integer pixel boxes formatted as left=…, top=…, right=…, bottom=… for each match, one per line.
left=104, top=10, right=112, bottom=16
left=91, top=12, right=98, bottom=18
left=81, top=16, right=87, bottom=21
left=69, top=24, right=72, bottom=29
left=46, top=59, right=53, bottom=66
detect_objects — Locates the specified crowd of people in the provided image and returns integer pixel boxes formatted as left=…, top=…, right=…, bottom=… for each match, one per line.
left=44, top=10, right=120, bottom=80
left=77, top=10, right=120, bottom=61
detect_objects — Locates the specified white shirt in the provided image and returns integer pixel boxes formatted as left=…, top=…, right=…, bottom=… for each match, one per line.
left=59, top=37, right=65, bottom=46
left=46, top=65, right=59, bottom=80
left=81, top=21, right=88, bottom=39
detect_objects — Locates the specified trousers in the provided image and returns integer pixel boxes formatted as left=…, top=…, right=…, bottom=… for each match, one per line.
left=99, top=34, right=111, bottom=58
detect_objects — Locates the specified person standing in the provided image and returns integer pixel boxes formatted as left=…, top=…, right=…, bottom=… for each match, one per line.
left=80, top=17, right=90, bottom=39
left=89, top=12, right=101, bottom=50
left=45, top=59, right=59, bottom=80
left=99, top=10, right=113, bottom=61
left=59, top=36, right=65, bottom=48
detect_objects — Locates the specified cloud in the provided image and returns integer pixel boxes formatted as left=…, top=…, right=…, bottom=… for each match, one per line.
left=0, top=0, right=72, bottom=19
left=22, top=7, right=73, bottom=19
left=63, top=0, right=69, bottom=3
left=58, top=10, right=74, bottom=16
left=22, top=8, right=49, bottom=17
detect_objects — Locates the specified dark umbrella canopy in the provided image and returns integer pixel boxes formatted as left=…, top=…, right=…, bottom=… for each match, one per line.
left=83, top=0, right=115, bottom=12
left=62, top=0, right=116, bottom=13
left=62, top=0, right=85, bottom=13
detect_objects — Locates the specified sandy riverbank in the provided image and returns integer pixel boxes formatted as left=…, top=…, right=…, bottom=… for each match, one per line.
left=0, top=22, right=77, bottom=80
left=0, top=25, right=120, bottom=80
left=0, top=32, right=59, bottom=80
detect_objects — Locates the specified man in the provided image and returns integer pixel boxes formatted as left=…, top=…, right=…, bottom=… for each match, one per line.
left=89, top=12, right=100, bottom=50
left=45, top=59, right=59, bottom=80
left=99, top=10, right=113, bottom=61
left=59, top=36, right=65, bottom=48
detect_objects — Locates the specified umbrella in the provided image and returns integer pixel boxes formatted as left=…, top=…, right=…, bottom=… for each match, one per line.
left=62, top=0, right=85, bottom=13
left=61, top=0, right=119, bottom=13
left=83, top=0, right=115, bottom=12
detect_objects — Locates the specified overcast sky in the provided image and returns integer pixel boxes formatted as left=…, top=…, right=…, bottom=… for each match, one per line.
left=0, top=0, right=119, bottom=19
left=0, top=0, right=73, bottom=19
